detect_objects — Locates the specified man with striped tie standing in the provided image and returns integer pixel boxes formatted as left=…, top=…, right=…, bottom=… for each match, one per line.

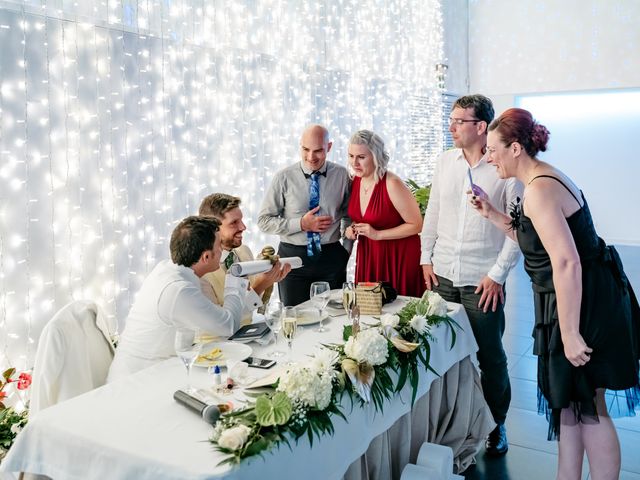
left=258, top=125, right=352, bottom=306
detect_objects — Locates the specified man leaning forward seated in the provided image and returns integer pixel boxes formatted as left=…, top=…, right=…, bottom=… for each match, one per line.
left=198, top=193, right=290, bottom=324
left=107, top=216, right=248, bottom=382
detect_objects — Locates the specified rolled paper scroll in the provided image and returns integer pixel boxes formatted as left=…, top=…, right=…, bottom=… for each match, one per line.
left=228, top=257, right=303, bottom=277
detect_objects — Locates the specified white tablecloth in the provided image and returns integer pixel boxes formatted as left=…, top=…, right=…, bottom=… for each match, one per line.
left=1, top=297, right=490, bottom=480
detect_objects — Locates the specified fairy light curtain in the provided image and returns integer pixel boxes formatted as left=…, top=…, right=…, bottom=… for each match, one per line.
left=0, top=0, right=444, bottom=370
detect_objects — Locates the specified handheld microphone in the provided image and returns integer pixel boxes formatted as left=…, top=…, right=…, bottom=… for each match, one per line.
left=173, top=390, right=221, bottom=425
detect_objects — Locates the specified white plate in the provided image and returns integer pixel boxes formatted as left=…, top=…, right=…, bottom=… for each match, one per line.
left=327, top=299, right=344, bottom=310
left=296, top=307, right=329, bottom=326
left=194, top=341, right=252, bottom=368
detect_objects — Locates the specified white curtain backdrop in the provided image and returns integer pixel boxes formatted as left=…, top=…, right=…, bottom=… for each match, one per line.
left=0, top=0, right=444, bottom=373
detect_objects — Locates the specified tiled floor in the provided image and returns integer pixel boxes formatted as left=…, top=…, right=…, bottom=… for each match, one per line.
left=463, top=245, right=640, bottom=480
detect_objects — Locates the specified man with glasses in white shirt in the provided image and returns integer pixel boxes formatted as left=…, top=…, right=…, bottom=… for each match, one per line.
left=420, top=95, right=523, bottom=456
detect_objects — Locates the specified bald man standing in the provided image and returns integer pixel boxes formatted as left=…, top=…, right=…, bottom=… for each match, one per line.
left=258, top=125, right=352, bottom=306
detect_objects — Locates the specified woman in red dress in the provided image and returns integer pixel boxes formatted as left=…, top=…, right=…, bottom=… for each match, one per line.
left=345, top=130, right=425, bottom=297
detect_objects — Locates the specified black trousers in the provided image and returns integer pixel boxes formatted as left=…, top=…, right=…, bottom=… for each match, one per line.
left=434, top=275, right=511, bottom=425
left=277, top=242, right=350, bottom=307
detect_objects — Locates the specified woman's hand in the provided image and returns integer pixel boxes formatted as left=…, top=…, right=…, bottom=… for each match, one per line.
left=352, top=223, right=379, bottom=240
left=345, top=224, right=358, bottom=240
left=562, top=332, right=593, bottom=367
left=468, top=185, right=494, bottom=218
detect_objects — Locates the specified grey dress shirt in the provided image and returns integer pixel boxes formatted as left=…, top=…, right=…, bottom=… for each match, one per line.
left=258, top=160, right=352, bottom=246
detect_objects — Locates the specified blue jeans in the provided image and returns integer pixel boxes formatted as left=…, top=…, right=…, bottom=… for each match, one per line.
left=434, top=275, right=511, bottom=425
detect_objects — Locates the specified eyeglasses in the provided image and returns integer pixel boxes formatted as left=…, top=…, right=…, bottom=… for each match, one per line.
left=448, top=117, right=480, bottom=126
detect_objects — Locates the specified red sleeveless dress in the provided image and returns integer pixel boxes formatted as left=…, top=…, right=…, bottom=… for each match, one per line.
left=348, top=174, right=425, bottom=298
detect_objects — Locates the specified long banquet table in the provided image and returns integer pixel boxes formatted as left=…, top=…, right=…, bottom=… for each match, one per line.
left=1, top=296, right=494, bottom=480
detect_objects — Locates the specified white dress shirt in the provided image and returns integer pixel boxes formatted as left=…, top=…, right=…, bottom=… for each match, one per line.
left=107, top=260, right=247, bottom=381
left=420, top=148, right=523, bottom=287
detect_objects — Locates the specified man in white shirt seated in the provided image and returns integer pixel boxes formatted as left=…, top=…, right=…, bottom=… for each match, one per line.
left=108, top=216, right=248, bottom=382
left=420, top=94, right=523, bottom=456
left=198, top=193, right=291, bottom=324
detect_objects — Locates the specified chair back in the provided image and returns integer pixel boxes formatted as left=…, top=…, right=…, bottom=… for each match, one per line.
left=29, top=300, right=116, bottom=417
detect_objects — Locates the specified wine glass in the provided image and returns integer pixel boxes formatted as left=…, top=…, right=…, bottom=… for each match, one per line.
left=310, top=281, right=330, bottom=332
left=282, top=306, right=298, bottom=364
left=264, top=300, right=285, bottom=358
left=174, top=327, right=201, bottom=393
left=342, top=281, right=356, bottom=317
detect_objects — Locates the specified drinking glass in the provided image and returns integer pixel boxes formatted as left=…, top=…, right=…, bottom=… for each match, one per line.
left=309, top=281, right=330, bottom=332
left=282, top=306, right=298, bottom=364
left=264, top=300, right=285, bottom=358
left=342, top=281, right=356, bottom=317
left=174, top=327, right=201, bottom=393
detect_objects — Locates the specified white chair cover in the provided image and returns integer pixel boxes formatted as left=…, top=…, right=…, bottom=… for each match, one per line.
left=29, top=300, right=115, bottom=417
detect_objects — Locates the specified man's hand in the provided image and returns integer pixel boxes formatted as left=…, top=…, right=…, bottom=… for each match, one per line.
left=422, top=264, right=439, bottom=291
left=300, top=206, right=333, bottom=232
left=474, top=276, right=505, bottom=313
left=252, top=261, right=292, bottom=295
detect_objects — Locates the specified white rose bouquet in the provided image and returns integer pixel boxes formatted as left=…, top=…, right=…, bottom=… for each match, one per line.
left=217, top=424, right=252, bottom=451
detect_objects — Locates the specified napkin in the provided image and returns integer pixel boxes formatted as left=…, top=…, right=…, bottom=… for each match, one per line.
left=226, top=360, right=250, bottom=383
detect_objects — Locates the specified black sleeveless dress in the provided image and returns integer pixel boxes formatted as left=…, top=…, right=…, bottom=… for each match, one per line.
left=512, top=175, right=640, bottom=440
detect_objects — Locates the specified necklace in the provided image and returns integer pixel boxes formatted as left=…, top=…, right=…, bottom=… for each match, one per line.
left=362, top=181, right=375, bottom=195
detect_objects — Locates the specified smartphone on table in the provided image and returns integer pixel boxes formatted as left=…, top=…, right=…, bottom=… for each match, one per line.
left=246, top=357, right=276, bottom=369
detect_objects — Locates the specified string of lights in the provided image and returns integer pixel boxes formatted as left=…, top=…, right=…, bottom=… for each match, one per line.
left=0, top=0, right=444, bottom=372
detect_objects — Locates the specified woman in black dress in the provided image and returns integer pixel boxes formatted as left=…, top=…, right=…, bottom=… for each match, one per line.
left=471, top=108, right=640, bottom=480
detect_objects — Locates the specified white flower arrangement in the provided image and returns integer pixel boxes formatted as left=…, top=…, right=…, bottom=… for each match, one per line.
left=424, top=291, right=448, bottom=317
left=409, top=314, right=428, bottom=334
left=380, top=313, right=400, bottom=328
left=344, top=328, right=389, bottom=366
left=217, top=424, right=252, bottom=451
left=308, top=348, right=340, bottom=378
left=210, top=290, right=461, bottom=466
left=277, top=362, right=334, bottom=410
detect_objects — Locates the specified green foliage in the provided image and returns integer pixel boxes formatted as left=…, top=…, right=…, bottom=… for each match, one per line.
left=342, top=325, right=352, bottom=342
left=405, top=179, right=431, bottom=216
left=255, top=392, right=292, bottom=427
left=0, top=407, right=28, bottom=456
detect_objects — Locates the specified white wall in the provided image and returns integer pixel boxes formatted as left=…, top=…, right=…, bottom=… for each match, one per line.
left=469, top=0, right=640, bottom=94
left=467, top=0, right=640, bottom=245
left=442, top=0, right=470, bottom=95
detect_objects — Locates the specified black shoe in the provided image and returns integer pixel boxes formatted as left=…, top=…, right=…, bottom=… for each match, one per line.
left=485, top=424, right=508, bottom=456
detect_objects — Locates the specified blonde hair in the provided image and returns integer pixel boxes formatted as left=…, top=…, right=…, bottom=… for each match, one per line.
left=348, top=130, right=389, bottom=182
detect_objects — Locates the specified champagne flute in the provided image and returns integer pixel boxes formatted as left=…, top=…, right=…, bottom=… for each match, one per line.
left=310, top=281, right=330, bottom=332
left=264, top=300, right=285, bottom=358
left=342, top=281, right=356, bottom=317
left=282, top=306, right=298, bottom=364
left=174, top=327, right=201, bottom=393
